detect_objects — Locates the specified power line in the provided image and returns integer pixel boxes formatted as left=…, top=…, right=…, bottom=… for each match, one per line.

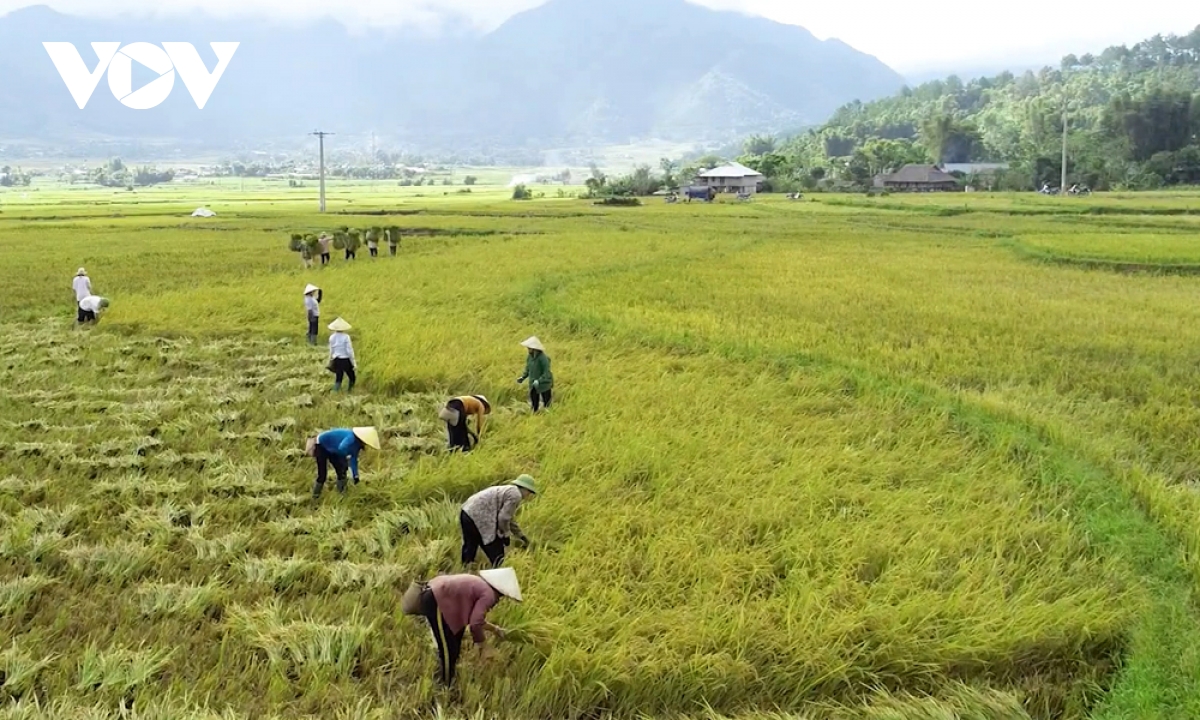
left=310, top=131, right=333, bottom=213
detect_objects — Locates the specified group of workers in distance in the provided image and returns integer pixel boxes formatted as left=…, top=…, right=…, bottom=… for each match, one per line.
left=300, top=284, right=552, bottom=687
left=64, top=267, right=544, bottom=688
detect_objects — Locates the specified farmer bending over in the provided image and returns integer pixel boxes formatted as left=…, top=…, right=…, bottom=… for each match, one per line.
left=77, top=295, right=109, bottom=325
left=439, top=395, right=490, bottom=453
left=403, top=569, right=521, bottom=687
left=306, top=426, right=380, bottom=499
left=460, top=475, right=537, bottom=567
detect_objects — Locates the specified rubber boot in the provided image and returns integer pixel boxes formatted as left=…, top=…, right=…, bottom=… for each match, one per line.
left=333, top=381, right=341, bottom=393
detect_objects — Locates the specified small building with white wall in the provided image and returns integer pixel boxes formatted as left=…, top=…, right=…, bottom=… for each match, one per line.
left=694, top=162, right=765, bottom=195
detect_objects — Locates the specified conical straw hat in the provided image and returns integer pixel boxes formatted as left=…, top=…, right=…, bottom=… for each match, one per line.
left=328, top=317, right=351, bottom=332
left=520, top=336, right=544, bottom=351
left=479, top=568, right=522, bottom=602
left=472, top=395, right=491, bottom=411
left=352, top=427, right=381, bottom=450
left=76, top=267, right=87, bottom=276
left=304, top=284, right=320, bottom=295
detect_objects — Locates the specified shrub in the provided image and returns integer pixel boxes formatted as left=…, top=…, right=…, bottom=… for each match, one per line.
left=595, top=197, right=641, bottom=206
left=512, top=184, right=533, bottom=200
left=463, top=175, right=477, bottom=186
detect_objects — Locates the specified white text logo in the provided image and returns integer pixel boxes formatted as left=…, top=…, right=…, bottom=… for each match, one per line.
left=43, top=42, right=240, bottom=110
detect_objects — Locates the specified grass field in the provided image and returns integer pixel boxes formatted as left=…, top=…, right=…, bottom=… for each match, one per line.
left=2, top=180, right=1200, bottom=719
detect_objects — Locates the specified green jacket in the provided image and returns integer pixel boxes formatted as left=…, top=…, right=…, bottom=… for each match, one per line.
left=520, top=352, right=553, bottom=390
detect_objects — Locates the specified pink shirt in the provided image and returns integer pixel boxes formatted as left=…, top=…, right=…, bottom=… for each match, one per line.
left=428, top=575, right=499, bottom=644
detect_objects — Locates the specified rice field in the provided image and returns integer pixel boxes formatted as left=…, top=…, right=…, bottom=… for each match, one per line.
left=2, top=182, right=1200, bottom=719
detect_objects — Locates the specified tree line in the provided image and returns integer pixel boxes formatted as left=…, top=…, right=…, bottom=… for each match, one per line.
left=730, top=26, right=1200, bottom=191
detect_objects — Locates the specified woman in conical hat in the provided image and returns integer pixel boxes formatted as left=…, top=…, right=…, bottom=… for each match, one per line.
left=303, top=284, right=322, bottom=346
left=327, top=317, right=356, bottom=392
left=439, top=394, right=491, bottom=453
left=414, top=567, right=521, bottom=686
left=305, top=426, right=380, bottom=499
left=517, top=336, right=554, bottom=412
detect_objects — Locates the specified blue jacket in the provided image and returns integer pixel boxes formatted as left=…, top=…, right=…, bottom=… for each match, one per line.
left=316, top=428, right=362, bottom=477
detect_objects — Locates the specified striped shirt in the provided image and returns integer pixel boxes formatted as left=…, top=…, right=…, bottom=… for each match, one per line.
left=329, top=332, right=355, bottom=363
left=461, top=485, right=524, bottom=545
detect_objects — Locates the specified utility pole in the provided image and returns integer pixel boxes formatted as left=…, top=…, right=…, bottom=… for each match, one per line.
left=311, top=130, right=333, bottom=213
left=1060, top=107, right=1068, bottom=194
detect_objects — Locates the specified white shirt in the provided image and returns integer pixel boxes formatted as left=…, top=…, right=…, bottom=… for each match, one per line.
left=304, top=295, right=319, bottom=317
left=79, top=295, right=104, bottom=312
left=73, top=275, right=92, bottom=302
left=329, top=332, right=355, bottom=363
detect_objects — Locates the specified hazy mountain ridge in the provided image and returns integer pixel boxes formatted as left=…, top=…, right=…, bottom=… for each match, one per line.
left=0, top=0, right=905, bottom=152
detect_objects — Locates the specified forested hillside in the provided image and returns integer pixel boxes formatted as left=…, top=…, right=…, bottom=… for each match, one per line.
left=733, top=27, right=1200, bottom=191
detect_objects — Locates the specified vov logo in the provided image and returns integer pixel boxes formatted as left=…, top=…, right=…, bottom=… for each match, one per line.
left=43, top=42, right=240, bottom=110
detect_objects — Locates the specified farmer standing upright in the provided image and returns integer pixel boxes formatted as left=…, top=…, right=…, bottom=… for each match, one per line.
left=304, top=284, right=322, bottom=345
left=72, top=268, right=92, bottom=324
left=460, top=475, right=537, bottom=567
left=305, top=426, right=380, bottom=499
left=327, top=317, right=357, bottom=392
left=517, top=337, right=554, bottom=412
left=439, top=395, right=491, bottom=453
left=404, top=568, right=522, bottom=687
left=318, top=233, right=332, bottom=265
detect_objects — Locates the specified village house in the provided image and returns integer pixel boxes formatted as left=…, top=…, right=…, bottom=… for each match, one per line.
left=874, top=164, right=960, bottom=192
left=694, top=162, right=765, bottom=195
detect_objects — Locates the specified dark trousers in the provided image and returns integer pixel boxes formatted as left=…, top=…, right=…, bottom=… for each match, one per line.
left=369, top=246, right=378, bottom=257
left=345, top=250, right=356, bottom=260
left=77, top=306, right=96, bottom=323
left=445, top=400, right=475, bottom=452
left=420, top=588, right=463, bottom=686
left=331, top=357, right=356, bottom=390
left=460, top=511, right=506, bottom=567
left=312, top=446, right=349, bottom=498
left=389, top=245, right=397, bottom=256
left=530, top=387, right=552, bottom=412
left=321, top=252, right=330, bottom=264
left=307, top=315, right=318, bottom=344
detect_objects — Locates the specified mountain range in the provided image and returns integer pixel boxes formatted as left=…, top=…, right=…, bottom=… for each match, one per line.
left=0, top=0, right=906, bottom=154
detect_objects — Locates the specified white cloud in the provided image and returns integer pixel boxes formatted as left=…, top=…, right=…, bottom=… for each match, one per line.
left=1, top=0, right=1195, bottom=73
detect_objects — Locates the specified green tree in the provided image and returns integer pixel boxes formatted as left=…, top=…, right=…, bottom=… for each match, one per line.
left=744, top=134, right=777, bottom=156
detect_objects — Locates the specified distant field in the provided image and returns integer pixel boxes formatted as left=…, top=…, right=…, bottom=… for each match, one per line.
left=2, top=184, right=1200, bottom=719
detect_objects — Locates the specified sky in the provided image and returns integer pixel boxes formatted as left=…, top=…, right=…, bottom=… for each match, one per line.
left=1, top=0, right=1196, bottom=75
